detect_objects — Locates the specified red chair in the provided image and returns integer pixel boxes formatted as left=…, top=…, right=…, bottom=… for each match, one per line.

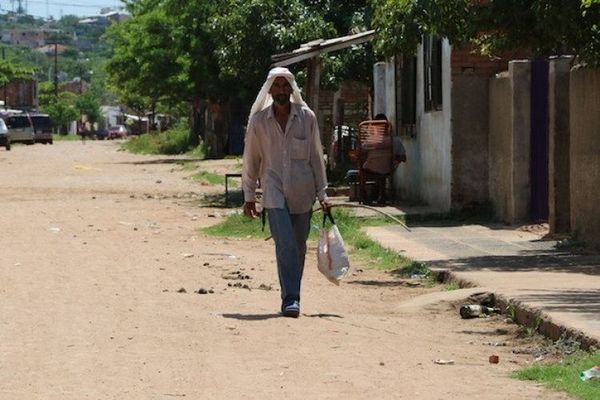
left=349, top=120, right=394, bottom=203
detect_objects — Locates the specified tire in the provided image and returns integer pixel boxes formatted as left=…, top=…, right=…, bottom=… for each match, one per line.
left=49, top=139, right=53, bottom=145
left=6, top=142, right=10, bottom=151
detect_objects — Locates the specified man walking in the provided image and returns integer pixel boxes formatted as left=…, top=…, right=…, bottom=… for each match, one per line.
left=242, top=67, right=329, bottom=318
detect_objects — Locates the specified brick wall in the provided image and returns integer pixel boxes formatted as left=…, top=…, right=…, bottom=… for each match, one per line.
left=2, top=80, right=36, bottom=109
left=451, top=46, right=529, bottom=78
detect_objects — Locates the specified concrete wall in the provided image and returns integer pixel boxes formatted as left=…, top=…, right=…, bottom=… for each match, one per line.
left=570, top=67, right=600, bottom=247
left=451, top=75, right=490, bottom=208
left=373, top=61, right=396, bottom=123
left=488, top=61, right=532, bottom=224
left=394, top=39, right=453, bottom=211
left=548, top=57, right=573, bottom=234
left=489, top=76, right=512, bottom=220
left=373, top=62, right=387, bottom=117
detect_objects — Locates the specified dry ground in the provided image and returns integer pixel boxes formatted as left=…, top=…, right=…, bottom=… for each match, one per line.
left=0, top=141, right=571, bottom=399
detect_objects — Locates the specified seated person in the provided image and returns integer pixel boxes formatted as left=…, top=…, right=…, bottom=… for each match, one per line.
left=362, top=114, right=406, bottom=205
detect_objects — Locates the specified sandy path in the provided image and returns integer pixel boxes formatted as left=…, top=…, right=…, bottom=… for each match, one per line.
left=0, top=141, right=570, bottom=399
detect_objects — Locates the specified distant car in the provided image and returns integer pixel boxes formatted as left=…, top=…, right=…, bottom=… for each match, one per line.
left=93, top=128, right=109, bottom=140
left=4, top=114, right=34, bottom=144
left=0, top=118, right=10, bottom=151
left=30, top=114, right=54, bottom=144
left=108, top=125, right=128, bottom=139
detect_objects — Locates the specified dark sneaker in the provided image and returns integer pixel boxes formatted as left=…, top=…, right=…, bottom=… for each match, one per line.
left=281, top=301, right=300, bottom=318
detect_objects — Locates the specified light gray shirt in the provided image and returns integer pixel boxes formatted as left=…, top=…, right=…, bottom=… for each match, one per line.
left=242, top=103, right=328, bottom=214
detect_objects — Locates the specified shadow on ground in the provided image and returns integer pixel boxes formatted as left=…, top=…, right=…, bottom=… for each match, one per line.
left=429, top=251, right=600, bottom=276
left=515, top=288, right=600, bottom=314
left=200, top=192, right=244, bottom=208
left=222, top=313, right=281, bottom=321
left=114, top=158, right=203, bottom=165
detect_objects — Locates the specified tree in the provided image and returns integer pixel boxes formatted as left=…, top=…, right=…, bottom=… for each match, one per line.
left=42, top=92, right=79, bottom=134
left=213, top=0, right=376, bottom=94
left=107, top=0, right=376, bottom=147
left=106, top=1, right=224, bottom=144
left=0, top=59, right=33, bottom=86
left=371, top=0, right=600, bottom=65
left=212, top=0, right=335, bottom=97
left=76, top=92, right=102, bottom=126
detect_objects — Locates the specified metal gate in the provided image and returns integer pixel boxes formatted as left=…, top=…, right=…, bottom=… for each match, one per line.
left=530, top=59, right=549, bottom=222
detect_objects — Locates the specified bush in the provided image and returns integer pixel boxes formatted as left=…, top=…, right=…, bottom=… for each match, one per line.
left=122, top=120, right=204, bottom=156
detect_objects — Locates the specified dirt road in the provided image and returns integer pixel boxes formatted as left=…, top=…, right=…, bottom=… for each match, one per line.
left=0, top=141, right=570, bottom=399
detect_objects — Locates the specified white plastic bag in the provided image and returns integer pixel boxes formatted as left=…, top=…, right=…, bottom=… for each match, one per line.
left=317, top=215, right=350, bottom=285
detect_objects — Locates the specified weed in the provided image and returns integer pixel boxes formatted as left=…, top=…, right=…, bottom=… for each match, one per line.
left=192, top=171, right=227, bottom=186
left=506, top=304, right=518, bottom=323
left=202, top=208, right=420, bottom=274
left=513, top=351, right=600, bottom=400
left=519, top=315, right=544, bottom=338
left=443, top=282, right=460, bottom=291
left=122, top=120, right=204, bottom=156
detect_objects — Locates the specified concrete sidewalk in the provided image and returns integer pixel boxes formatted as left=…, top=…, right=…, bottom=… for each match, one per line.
left=365, top=222, right=600, bottom=349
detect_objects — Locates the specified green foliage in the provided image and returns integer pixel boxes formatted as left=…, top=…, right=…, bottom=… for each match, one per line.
left=76, top=92, right=102, bottom=124
left=52, top=133, right=80, bottom=141
left=0, top=58, right=34, bottom=85
left=192, top=171, right=227, bottom=186
left=107, top=0, right=375, bottom=121
left=371, top=0, right=600, bottom=65
left=212, top=0, right=335, bottom=96
left=122, top=120, right=202, bottom=155
left=514, top=351, right=600, bottom=400
left=105, top=9, right=186, bottom=107
left=203, top=212, right=271, bottom=238
left=212, top=0, right=376, bottom=96
left=203, top=208, right=418, bottom=272
left=42, top=92, right=79, bottom=131
left=443, top=282, right=460, bottom=291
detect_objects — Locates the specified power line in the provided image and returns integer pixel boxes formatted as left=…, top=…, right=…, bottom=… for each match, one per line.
left=25, top=0, right=121, bottom=9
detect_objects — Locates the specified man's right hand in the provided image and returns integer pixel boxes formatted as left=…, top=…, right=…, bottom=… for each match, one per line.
left=243, top=201, right=258, bottom=219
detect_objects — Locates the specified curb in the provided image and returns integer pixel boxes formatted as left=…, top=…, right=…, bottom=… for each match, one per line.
left=433, top=269, right=599, bottom=351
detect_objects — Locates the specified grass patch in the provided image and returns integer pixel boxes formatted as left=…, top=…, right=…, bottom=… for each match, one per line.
left=513, top=351, right=600, bottom=400
left=203, top=212, right=270, bottom=238
left=193, top=171, right=226, bottom=186
left=122, top=120, right=206, bottom=156
left=202, top=208, right=423, bottom=275
left=53, top=133, right=80, bottom=141
left=443, top=281, right=460, bottom=291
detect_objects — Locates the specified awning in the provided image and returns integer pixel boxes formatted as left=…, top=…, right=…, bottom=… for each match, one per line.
left=271, top=30, right=375, bottom=67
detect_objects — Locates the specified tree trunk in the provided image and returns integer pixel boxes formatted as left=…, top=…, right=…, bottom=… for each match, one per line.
left=189, top=97, right=204, bottom=147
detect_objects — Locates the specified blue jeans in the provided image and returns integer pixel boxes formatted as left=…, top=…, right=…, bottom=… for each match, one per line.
left=266, top=205, right=312, bottom=307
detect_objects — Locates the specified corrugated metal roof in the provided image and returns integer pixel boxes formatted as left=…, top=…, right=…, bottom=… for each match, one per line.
left=271, top=30, right=375, bottom=67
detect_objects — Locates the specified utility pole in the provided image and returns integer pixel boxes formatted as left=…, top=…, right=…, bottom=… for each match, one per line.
left=2, top=47, right=6, bottom=110
left=53, top=42, right=58, bottom=97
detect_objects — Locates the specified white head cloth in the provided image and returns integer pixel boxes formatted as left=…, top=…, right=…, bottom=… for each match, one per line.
left=248, top=67, right=307, bottom=123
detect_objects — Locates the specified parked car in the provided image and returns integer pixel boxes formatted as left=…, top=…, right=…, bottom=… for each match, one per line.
left=0, top=118, right=10, bottom=151
left=108, top=125, right=128, bottom=139
left=92, top=128, right=109, bottom=140
left=30, top=113, right=53, bottom=144
left=4, top=114, right=34, bottom=144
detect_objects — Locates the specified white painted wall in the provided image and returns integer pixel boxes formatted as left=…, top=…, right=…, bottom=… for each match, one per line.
left=393, top=39, right=453, bottom=211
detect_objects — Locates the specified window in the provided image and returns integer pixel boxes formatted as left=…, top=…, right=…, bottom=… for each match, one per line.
left=7, top=116, right=31, bottom=129
left=395, top=54, right=417, bottom=137
left=423, top=35, right=443, bottom=112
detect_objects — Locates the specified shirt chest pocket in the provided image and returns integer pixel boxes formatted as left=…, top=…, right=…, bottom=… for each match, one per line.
left=291, top=137, right=308, bottom=160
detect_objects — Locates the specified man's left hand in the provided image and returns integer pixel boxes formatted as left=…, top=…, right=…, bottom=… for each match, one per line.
left=320, top=200, right=332, bottom=214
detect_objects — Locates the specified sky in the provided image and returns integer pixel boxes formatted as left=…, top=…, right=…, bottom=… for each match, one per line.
left=1, top=0, right=125, bottom=19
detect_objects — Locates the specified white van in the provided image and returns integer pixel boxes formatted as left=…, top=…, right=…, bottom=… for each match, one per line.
left=5, top=114, right=34, bottom=144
